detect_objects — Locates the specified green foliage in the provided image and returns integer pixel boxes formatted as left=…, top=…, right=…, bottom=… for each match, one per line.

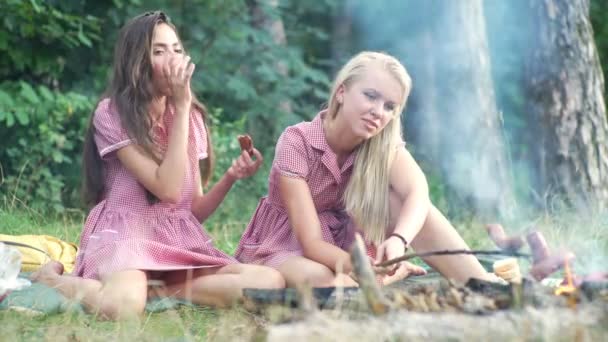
left=0, top=1, right=102, bottom=213
left=591, top=0, right=608, bottom=100
left=203, top=109, right=271, bottom=235
left=0, top=0, right=102, bottom=82
left=0, top=0, right=335, bottom=214
left=166, top=0, right=332, bottom=147
left=0, top=83, right=93, bottom=213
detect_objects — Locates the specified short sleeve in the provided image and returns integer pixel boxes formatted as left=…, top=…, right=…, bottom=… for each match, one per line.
left=273, top=127, right=310, bottom=179
left=191, top=109, right=208, bottom=160
left=93, top=99, right=133, bottom=159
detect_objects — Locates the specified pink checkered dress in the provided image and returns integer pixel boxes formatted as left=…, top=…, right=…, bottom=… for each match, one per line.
left=235, top=111, right=376, bottom=268
left=73, top=99, right=236, bottom=280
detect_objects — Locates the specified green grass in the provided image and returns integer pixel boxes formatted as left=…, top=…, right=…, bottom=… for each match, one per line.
left=1, top=206, right=607, bottom=340
left=0, top=206, right=258, bottom=341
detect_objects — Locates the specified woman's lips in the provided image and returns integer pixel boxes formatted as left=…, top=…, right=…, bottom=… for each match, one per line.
left=362, top=118, right=378, bottom=129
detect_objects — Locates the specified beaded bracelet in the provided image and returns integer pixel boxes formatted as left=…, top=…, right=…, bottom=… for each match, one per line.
left=388, top=233, right=408, bottom=252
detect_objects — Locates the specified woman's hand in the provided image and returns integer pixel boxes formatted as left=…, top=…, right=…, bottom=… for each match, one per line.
left=164, top=54, right=195, bottom=110
left=375, top=235, right=426, bottom=285
left=227, top=148, right=263, bottom=180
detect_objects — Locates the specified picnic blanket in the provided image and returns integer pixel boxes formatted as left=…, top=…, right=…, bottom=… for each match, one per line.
left=0, top=234, right=77, bottom=273
left=0, top=275, right=191, bottom=315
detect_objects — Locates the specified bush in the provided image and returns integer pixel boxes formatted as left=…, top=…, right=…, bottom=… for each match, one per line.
left=0, top=83, right=93, bottom=213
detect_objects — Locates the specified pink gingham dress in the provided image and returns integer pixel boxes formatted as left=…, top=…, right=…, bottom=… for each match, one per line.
left=235, top=111, right=375, bottom=268
left=73, top=98, right=236, bottom=280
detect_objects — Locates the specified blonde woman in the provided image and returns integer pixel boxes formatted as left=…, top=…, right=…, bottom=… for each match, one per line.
left=236, top=51, right=493, bottom=287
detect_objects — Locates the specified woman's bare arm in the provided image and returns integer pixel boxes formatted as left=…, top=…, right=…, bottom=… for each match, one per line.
left=388, top=147, right=432, bottom=243
left=279, top=175, right=353, bottom=273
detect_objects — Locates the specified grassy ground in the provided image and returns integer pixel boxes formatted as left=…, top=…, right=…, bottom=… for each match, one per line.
left=1, top=206, right=607, bottom=341
left=0, top=207, right=255, bottom=341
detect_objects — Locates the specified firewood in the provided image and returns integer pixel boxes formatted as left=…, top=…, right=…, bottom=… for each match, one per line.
left=426, top=291, right=442, bottom=312
left=350, top=233, right=392, bottom=315
left=295, top=281, right=317, bottom=314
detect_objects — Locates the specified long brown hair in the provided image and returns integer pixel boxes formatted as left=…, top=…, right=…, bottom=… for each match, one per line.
left=82, top=11, right=214, bottom=207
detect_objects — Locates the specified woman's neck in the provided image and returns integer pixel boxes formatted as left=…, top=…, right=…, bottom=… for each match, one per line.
left=150, top=96, right=167, bottom=122
left=322, top=113, right=362, bottom=157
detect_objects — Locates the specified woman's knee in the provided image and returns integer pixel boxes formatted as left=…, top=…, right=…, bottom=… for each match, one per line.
left=278, top=259, right=336, bottom=287
left=98, top=290, right=146, bottom=320
left=98, top=270, right=147, bottom=320
left=304, top=268, right=338, bottom=287
left=259, top=267, right=286, bottom=289
left=241, top=265, right=286, bottom=289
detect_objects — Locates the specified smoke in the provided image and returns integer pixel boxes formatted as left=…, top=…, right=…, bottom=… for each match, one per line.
left=344, top=0, right=607, bottom=273
left=346, top=0, right=519, bottom=218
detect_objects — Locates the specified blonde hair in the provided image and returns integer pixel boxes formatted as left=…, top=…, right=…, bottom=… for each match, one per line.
left=328, top=51, right=412, bottom=245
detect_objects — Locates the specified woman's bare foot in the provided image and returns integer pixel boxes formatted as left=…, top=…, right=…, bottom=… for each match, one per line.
left=30, top=261, right=64, bottom=285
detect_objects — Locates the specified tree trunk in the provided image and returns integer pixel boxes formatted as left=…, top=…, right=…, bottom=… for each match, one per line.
left=402, top=29, right=441, bottom=167
left=524, top=0, right=608, bottom=210
left=250, top=0, right=289, bottom=87
left=331, top=0, right=355, bottom=74
left=247, top=0, right=291, bottom=147
left=433, top=0, right=513, bottom=218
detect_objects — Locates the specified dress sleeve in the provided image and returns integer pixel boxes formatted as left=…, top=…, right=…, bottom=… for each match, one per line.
left=93, top=99, right=133, bottom=159
left=273, top=127, right=310, bottom=179
left=191, top=109, right=209, bottom=160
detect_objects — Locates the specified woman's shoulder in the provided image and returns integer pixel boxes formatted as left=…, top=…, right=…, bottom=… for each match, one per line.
left=92, top=97, right=128, bottom=141
left=278, top=120, right=314, bottom=147
left=95, top=98, right=113, bottom=114
left=280, top=114, right=322, bottom=141
left=93, top=98, right=118, bottom=122
left=280, top=112, right=328, bottom=151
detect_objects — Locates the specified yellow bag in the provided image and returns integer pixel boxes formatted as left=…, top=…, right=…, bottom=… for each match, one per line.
left=0, top=235, right=78, bottom=273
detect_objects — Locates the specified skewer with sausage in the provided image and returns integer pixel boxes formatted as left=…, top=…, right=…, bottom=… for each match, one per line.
left=485, top=224, right=524, bottom=252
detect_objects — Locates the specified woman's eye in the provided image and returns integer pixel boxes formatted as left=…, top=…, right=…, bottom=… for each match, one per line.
left=364, top=92, right=377, bottom=100
left=385, top=104, right=395, bottom=112
left=153, top=50, right=163, bottom=55
left=174, top=49, right=183, bottom=54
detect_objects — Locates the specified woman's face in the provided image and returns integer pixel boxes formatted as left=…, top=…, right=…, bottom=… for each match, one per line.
left=336, top=66, right=402, bottom=140
left=150, top=23, right=183, bottom=96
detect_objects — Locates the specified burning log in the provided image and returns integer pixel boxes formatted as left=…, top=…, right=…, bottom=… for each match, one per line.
left=579, top=273, right=608, bottom=301
left=485, top=224, right=525, bottom=252
left=242, top=286, right=360, bottom=311
left=572, top=272, right=608, bottom=287
left=553, top=257, right=579, bottom=309
left=350, top=233, right=392, bottom=315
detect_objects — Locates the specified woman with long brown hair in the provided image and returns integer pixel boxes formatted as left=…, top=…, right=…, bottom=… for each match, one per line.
left=32, top=11, right=284, bottom=320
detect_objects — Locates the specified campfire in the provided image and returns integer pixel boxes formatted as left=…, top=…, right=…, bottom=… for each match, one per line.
left=243, top=224, right=608, bottom=317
